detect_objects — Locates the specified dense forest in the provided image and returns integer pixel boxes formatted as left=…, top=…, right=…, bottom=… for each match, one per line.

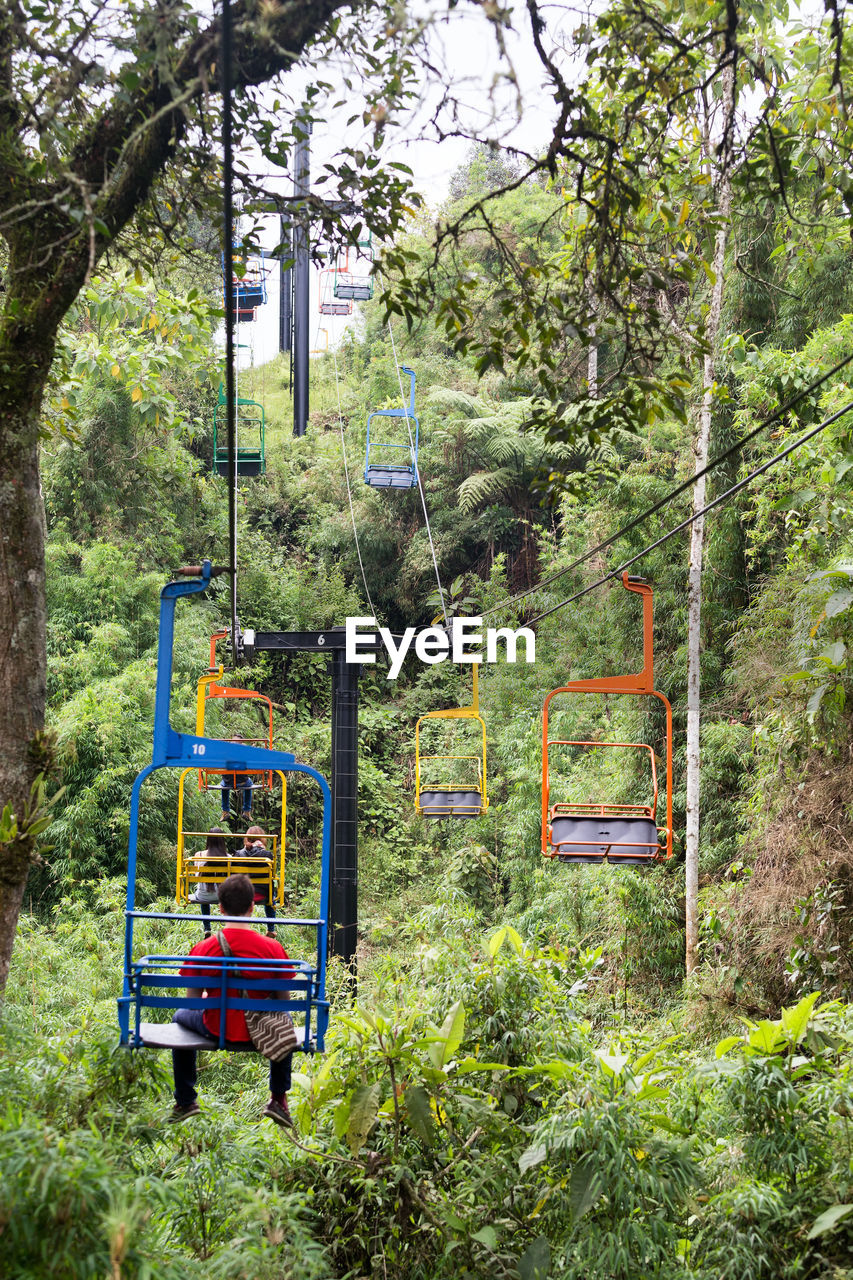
left=4, top=1, right=853, bottom=1277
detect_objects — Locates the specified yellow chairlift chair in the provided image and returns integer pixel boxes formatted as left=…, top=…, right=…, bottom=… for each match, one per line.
left=415, top=665, right=488, bottom=819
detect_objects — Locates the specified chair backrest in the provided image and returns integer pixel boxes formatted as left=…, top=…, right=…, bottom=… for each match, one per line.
left=131, top=953, right=319, bottom=1050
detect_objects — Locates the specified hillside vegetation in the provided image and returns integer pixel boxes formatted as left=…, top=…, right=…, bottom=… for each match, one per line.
left=5, top=136, right=853, bottom=1280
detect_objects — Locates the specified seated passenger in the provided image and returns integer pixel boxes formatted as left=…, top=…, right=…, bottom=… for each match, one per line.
left=220, top=734, right=254, bottom=823
left=189, top=827, right=230, bottom=937
left=243, top=824, right=276, bottom=937
left=169, top=873, right=295, bottom=1128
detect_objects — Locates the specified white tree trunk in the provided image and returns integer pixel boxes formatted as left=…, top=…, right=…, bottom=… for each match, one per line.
left=685, top=65, right=734, bottom=976
left=587, top=277, right=598, bottom=397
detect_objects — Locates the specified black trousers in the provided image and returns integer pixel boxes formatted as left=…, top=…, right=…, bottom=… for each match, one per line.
left=171, top=1008, right=292, bottom=1105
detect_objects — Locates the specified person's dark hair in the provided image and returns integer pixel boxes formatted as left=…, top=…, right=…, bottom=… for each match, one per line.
left=206, top=827, right=228, bottom=857
left=218, top=873, right=255, bottom=916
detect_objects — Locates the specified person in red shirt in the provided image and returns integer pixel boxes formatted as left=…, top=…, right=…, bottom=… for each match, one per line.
left=169, top=873, right=294, bottom=1127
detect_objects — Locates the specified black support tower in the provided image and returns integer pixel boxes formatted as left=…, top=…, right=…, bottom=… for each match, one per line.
left=278, top=214, right=292, bottom=355
left=247, top=627, right=375, bottom=970
left=330, top=639, right=359, bottom=965
left=292, top=120, right=311, bottom=437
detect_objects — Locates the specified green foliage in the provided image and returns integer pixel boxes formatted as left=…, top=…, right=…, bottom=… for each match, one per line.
left=15, top=15, right=853, bottom=1274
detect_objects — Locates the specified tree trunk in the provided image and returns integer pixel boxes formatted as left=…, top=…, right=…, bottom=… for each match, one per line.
left=0, top=392, right=49, bottom=999
left=587, top=277, right=598, bottom=397
left=685, top=67, right=734, bottom=976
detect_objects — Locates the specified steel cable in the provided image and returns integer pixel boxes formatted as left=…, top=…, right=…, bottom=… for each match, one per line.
left=525, top=397, right=853, bottom=625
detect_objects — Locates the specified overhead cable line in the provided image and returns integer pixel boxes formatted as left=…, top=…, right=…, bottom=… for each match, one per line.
left=388, top=319, right=450, bottom=628
left=220, top=0, right=239, bottom=658
left=478, top=349, right=853, bottom=624
left=524, top=396, right=853, bottom=626
left=333, top=344, right=379, bottom=622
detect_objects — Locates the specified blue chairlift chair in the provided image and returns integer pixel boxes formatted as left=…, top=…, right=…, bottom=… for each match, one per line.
left=364, top=366, right=419, bottom=490
left=117, top=561, right=331, bottom=1056
left=223, top=249, right=270, bottom=321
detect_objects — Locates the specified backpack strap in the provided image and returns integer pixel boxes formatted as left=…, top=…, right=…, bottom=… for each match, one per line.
left=215, top=929, right=250, bottom=999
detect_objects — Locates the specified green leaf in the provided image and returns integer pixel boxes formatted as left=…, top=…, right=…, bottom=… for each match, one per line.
left=593, top=1050, right=629, bottom=1077
left=747, top=1020, right=786, bottom=1055
left=806, top=684, right=829, bottom=722
left=404, top=1085, right=435, bottom=1147
left=825, top=589, right=853, bottom=619
left=822, top=642, right=846, bottom=668
left=455, top=1056, right=510, bottom=1073
left=781, top=991, right=821, bottom=1046
left=346, top=1082, right=383, bottom=1156
left=429, top=1000, right=466, bottom=1070
left=505, top=925, right=524, bottom=954
left=518, top=1235, right=551, bottom=1280
left=715, top=1035, right=743, bottom=1058
left=519, top=1143, right=547, bottom=1173
left=471, top=1226, right=497, bottom=1249
left=333, top=1096, right=350, bottom=1140
left=571, top=1159, right=602, bottom=1221
left=488, top=927, right=507, bottom=957
left=807, top=1203, right=853, bottom=1239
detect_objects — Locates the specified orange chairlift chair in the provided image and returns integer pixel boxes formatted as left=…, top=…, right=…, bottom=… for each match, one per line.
left=318, top=267, right=353, bottom=317
left=196, top=630, right=278, bottom=803
left=541, top=574, right=673, bottom=865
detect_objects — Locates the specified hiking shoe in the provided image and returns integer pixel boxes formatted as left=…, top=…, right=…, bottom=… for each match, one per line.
left=168, top=1100, right=201, bottom=1124
left=263, top=1098, right=294, bottom=1129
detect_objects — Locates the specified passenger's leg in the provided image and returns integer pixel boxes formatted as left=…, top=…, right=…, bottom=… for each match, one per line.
left=173, top=1007, right=212, bottom=1036
left=269, top=1052, right=292, bottom=1097
left=171, top=1044, right=199, bottom=1105
left=199, top=902, right=212, bottom=936
left=264, top=1052, right=294, bottom=1124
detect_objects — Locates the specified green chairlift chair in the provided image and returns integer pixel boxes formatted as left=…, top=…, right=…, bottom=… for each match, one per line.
left=212, top=382, right=266, bottom=478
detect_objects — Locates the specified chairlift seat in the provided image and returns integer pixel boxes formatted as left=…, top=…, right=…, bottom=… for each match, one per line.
left=127, top=952, right=321, bottom=1054
left=365, top=464, right=417, bottom=489
left=419, top=788, right=484, bottom=818
left=214, top=453, right=263, bottom=478
left=135, top=1021, right=261, bottom=1051
left=133, top=1020, right=314, bottom=1052
left=319, top=301, right=352, bottom=316
left=550, top=815, right=660, bottom=864
left=236, top=284, right=265, bottom=309
left=334, top=282, right=373, bottom=301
